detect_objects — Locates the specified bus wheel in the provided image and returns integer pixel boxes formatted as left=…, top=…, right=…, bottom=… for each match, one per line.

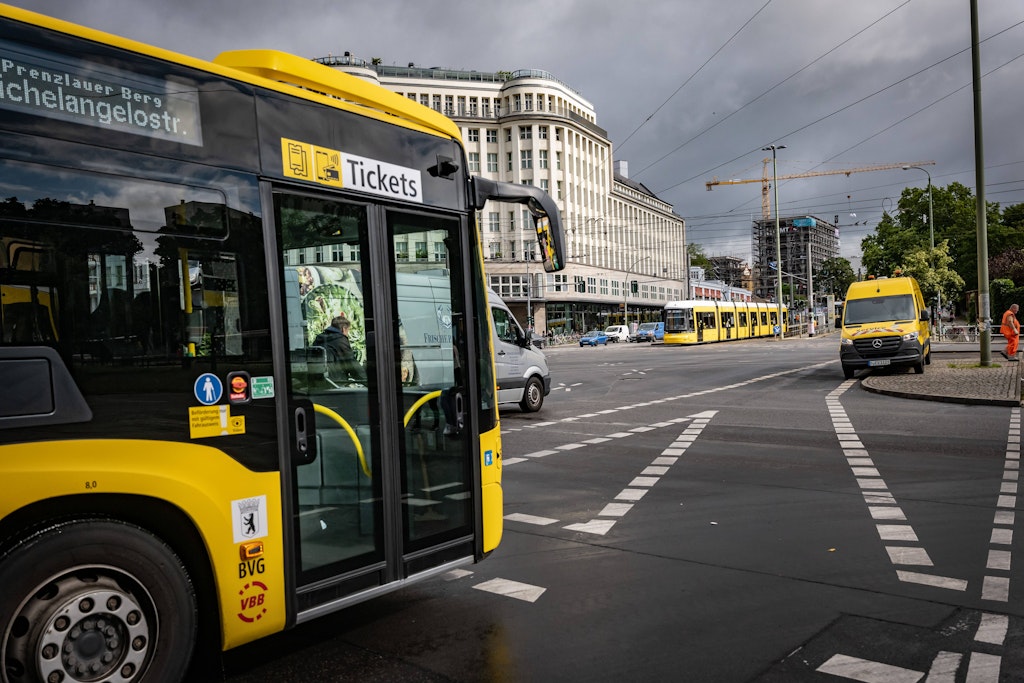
left=842, top=365, right=855, bottom=380
left=913, top=361, right=924, bottom=374
left=520, top=376, right=544, bottom=412
left=0, top=519, right=197, bottom=683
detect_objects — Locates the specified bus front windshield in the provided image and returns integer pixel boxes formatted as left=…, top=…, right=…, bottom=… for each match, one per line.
left=843, top=294, right=916, bottom=325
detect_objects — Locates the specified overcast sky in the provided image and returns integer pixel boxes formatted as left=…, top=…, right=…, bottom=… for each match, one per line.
left=11, top=0, right=1024, bottom=272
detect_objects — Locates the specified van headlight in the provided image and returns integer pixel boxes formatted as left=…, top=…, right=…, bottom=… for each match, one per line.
left=840, top=337, right=853, bottom=346
left=902, top=332, right=919, bottom=341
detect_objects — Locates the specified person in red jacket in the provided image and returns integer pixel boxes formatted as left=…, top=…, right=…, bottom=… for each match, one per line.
left=1001, top=303, right=1020, bottom=361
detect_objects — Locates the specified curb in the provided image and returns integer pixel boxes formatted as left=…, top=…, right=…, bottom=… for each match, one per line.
left=859, top=378, right=1022, bottom=407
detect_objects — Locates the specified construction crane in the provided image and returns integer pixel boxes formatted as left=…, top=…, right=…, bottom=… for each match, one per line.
left=706, top=160, right=936, bottom=221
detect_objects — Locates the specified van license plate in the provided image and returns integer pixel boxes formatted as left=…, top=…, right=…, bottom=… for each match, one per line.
left=868, top=359, right=890, bottom=367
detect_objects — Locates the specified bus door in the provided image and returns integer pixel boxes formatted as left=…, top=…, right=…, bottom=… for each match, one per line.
left=273, top=189, right=474, bottom=609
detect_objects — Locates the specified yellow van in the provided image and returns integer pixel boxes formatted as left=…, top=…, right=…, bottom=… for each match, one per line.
left=839, top=276, right=931, bottom=379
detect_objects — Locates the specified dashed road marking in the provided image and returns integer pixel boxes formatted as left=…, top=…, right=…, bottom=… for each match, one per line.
left=473, top=578, right=546, bottom=603
left=815, top=653, right=922, bottom=682
left=828, top=380, right=966, bottom=591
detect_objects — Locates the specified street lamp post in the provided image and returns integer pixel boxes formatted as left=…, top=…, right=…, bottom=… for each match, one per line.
left=763, top=144, right=786, bottom=338
left=624, top=255, right=650, bottom=332
left=903, top=165, right=937, bottom=326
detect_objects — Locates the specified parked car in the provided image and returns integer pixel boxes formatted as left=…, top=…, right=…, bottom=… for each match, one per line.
left=579, top=329, right=609, bottom=346
left=633, top=321, right=664, bottom=343
left=604, top=324, right=630, bottom=343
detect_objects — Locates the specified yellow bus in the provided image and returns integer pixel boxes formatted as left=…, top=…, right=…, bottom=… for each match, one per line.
left=663, top=300, right=787, bottom=345
left=0, top=5, right=565, bottom=681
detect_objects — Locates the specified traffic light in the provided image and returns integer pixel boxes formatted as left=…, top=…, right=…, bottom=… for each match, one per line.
left=630, top=280, right=638, bottom=294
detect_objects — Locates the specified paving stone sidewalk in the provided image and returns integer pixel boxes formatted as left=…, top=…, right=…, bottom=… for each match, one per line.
left=860, top=347, right=1022, bottom=406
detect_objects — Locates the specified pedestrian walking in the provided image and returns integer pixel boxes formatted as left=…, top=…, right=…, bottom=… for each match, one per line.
left=1000, top=303, right=1020, bottom=361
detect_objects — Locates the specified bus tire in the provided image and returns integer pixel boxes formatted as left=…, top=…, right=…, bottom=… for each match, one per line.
left=0, top=518, right=197, bottom=683
left=913, top=361, right=924, bottom=374
left=519, top=376, right=544, bottom=412
left=842, top=365, right=855, bottom=380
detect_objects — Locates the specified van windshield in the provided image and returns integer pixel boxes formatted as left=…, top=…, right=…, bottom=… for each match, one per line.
left=844, top=294, right=916, bottom=325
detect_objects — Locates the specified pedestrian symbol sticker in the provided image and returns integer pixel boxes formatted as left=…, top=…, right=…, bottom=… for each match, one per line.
left=195, top=373, right=223, bottom=405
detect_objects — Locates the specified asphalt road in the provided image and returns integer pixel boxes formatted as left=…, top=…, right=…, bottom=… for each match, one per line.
left=218, top=335, right=1022, bottom=682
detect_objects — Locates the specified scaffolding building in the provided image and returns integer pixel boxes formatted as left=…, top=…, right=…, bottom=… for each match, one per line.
left=753, top=215, right=839, bottom=304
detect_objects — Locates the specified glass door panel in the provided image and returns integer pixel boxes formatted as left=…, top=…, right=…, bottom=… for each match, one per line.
left=388, top=212, right=474, bottom=554
left=275, top=192, right=383, bottom=581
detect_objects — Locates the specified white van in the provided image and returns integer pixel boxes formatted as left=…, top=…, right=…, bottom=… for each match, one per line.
left=604, top=324, right=629, bottom=343
left=489, top=290, right=552, bottom=412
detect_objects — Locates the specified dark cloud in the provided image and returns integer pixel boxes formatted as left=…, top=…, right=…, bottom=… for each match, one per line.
left=12, top=0, right=1024, bottom=271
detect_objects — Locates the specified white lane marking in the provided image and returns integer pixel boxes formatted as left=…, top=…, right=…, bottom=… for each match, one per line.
left=582, top=437, right=612, bottom=444
left=885, top=547, right=933, bottom=566
left=599, top=502, right=633, bottom=517
left=829, top=381, right=965, bottom=591
left=444, top=568, right=473, bottom=580
left=966, top=652, right=1001, bottom=682
left=502, top=457, right=528, bottom=466
left=981, top=576, right=1009, bottom=602
left=815, top=653, right=923, bottom=682
left=925, top=651, right=961, bottom=682
left=975, top=613, right=1009, bottom=645
left=473, top=578, right=546, bottom=603
left=896, top=571, right=968, bottom=591
left=504, top=513, right=558, bottom=526
left=563, top=519, right=616, bottom=535
left=564, top=412, right=716, bottom=536
left=555, top=443, right=585, bottom=451
left=982, top=407, right=1019, bottom=603
left=524, top=449, right=558, bottom=458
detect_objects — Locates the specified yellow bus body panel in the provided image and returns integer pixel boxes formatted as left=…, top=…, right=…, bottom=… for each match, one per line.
left=0, top=440, right=286, bottom=650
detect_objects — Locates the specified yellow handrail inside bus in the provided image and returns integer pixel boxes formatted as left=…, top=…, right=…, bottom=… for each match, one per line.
left=312, top=403, right=370, bottom=478
left=403, top=390, right=442, bottom=428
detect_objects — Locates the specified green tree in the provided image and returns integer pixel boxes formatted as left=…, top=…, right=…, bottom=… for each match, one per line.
left=861, top=182, right=1005, bottom=295
left=687, top=243, right=711, bottom=270
left=815, top=256, right=855, bottom=299
left=899, top=240, right=964, bottom=308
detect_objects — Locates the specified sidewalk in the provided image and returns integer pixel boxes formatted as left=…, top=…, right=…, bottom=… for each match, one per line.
left=859, top=341, right=1023, bottom=407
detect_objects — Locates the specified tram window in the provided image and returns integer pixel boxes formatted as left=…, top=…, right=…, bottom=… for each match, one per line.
left=760, top=312, right=768, bottom=326
left=698, top=311, right=716, bottom=329
left=722, top=312, right=734, bottom=328
left=770, top=311, right=778, bottom=326
left=739, top=312, right=747, bottom=326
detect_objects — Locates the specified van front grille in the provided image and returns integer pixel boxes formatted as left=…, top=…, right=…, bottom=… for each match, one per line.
left=853, top=336, right=902, bottom=355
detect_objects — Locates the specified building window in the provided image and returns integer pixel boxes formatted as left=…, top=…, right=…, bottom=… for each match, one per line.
left=507, top=152, right=513, bottom=172
left=519, top=126, right=532, bottom=140
left=432, top=95, right=441, bottom=111
left=556, top=152, right=562, bottom=170
left=538, top=125, right=548, bottom=139
left=524, top=93, right=533, bottom=111
left=555, top=128, right=562, bottom=141
left=444, top=95, right=454, bottom=115
left=457, top=96, right=466, bottom=115
left=540, top=179, right=549, bottom=192
left=396, top=242, right=409, bottom=261
left=468, top=152, right=480, bottom=172
left=415, top=241, right=428, bottom=260
left=487, top=153, right=498, bottom=173
left=587, top=277, right=596, bottom=294
left=488, top=212, right=500, bottom=232
left=489, top=242, right=501, bottom=259
left=520, top=150, right=532, bottom=169
left=419, top=94, right=429, bottom=107
left=539, top=150, right=548, bottom=169
left=508, top=211, right=516, bottom=231
left=434, top=242, right=447, bottom=262
left=467, top=128, right=480, bottom=142
left=486, top=129, right=498, bottom=143
left=505, top=128, right=512, bottom=142
left=469, top=97, right=478, bottom=115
